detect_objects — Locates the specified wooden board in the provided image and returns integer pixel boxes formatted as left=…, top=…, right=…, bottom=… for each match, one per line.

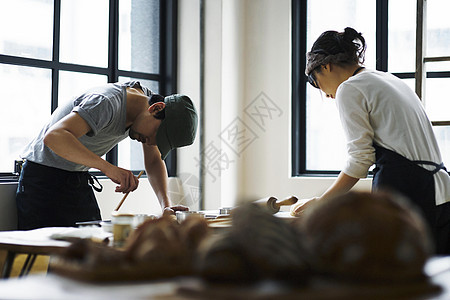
left=49, top=257, right=192, bottom=282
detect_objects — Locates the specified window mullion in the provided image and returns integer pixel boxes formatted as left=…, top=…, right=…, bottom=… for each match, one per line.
left=158, top=0, right=178, bottom=177
left=415, top=0, right=426, bottom=100
left=108, top=0, right=119, bottom=83
left=106, top=0, right=119, bottom=166
left=291, top=0, right=307, bottom=176
left=51, top=0, right=61, bottom=113
left=376, top=0, right=388, bottom=72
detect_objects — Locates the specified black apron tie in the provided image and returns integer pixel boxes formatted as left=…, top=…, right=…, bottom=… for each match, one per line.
left=412, top=160, right=447, bottom=175
left=88, top=173, right=103, bottom=192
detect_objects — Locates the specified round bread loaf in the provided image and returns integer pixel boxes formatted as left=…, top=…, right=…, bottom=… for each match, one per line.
left=197, top=203, right=311, bottom=283
left=300, top=191, right=432, bottom=282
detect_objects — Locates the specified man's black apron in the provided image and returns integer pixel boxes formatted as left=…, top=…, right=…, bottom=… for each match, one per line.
left=372, top=144, right=450, bottom=254
left=16, top=161, right=102, bottom=230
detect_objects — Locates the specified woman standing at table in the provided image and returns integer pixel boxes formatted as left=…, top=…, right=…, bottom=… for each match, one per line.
left=291, top=27, right=450, bottom=254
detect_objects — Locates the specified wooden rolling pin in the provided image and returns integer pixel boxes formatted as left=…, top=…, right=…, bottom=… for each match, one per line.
left=254, top=196, right=298, bottom=214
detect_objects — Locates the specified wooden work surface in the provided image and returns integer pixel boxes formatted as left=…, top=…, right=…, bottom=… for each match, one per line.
left=1, top=224, right=449, bottom=299
left=204, top=210, right=295, bottom=229
left=0, top=227, right=112, bottom=278
left=0, top=227, right=111, bottom=255
left=0, top=210, right=291, bottom=254
left=0, top=257, right=449, bottom=299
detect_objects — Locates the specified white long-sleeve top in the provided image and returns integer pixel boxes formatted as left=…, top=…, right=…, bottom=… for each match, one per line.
left=335, top=68, right=450, bottom=205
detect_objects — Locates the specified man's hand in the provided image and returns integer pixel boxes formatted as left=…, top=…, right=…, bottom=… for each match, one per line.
left=290, top=197, right=319, bottom=216
left=103, top=165, right=140, bottom=193
left=162, top=205, right=189, bottom=216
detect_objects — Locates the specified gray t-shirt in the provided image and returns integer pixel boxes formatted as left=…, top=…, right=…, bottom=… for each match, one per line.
left=21, top=81, right=153, bottom=172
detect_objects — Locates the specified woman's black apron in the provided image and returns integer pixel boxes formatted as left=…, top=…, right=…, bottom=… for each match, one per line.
left=372, top=144, right=450, bottom=254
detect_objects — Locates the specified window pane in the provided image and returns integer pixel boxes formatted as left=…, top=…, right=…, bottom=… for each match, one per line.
left=388, top=0, right=416, bottom=73
left=307, top=0, right=376, bottom=69
left=433, top=127, right=450, bottom=169
left=424, top=78, right=450, bottom=122
left=58, top=71, right=107, bottom=108
left=118, top=77, right=159, bottom=93
left=60, top=0, right=109, bottom=67
left=0, top=0, right=53, bottom=60
left=426, top=61, right=450, bottom=72
left=402, top=78, right=416, bottom=94
left=306, top=89, right=347, bottom=171
left=119, top=0, right=160, bottom=73
left=427, top=0, right=450, bottom=58
left=117, top=78, right=159, bottom=171
left=0, top=64, right=51, bottom=172
left=118, top=140, right=145, bottom=170
left=306, top=0, right=376, bottom=171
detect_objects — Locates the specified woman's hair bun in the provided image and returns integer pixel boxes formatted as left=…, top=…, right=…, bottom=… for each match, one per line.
left=343, top=27, right=360, bottom=41
left=305, top=27, right=367, bottom=75
left=339, top=27, right=366, bottom=64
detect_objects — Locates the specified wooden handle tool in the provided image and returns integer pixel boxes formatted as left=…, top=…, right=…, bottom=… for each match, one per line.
left=114, top=170, right=144, bottom=211
left=254, top=196, right=298, bottom=214
left=274, top=196, right=298, bottom=208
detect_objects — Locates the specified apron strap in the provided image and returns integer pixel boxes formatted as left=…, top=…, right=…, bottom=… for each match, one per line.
left=373, top=144, right=448, bottom=176
left=88, top=173, right=103, bottom=192
left=412, top=160, right=447, bottom=175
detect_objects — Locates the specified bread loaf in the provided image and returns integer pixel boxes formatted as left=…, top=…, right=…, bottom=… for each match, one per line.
left=53, top=214, right=211, bottom=281
left=197, top=203, right=311, bottom=283
left=299, top=191, right=432, bottom=282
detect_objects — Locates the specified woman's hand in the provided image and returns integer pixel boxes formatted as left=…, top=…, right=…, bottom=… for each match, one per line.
left=290, top=197, right=319, bottom=216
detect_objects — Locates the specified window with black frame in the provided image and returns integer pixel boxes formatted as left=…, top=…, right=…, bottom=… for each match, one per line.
left=0, top=0, right=177, bottom=178
left=292, top=0, right=450, bottom=176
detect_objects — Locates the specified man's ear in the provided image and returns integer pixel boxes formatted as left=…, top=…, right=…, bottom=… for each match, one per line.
left=323, top=63, right=332, bottom=72
left=148, top=102, right=166, bottom=114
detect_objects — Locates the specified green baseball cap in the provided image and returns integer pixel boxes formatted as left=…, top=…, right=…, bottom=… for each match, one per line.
left=156, top=94, right=198, bottom=160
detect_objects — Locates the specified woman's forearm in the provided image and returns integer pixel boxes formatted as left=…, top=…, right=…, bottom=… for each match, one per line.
left=320, top=171, right=360, bottom=201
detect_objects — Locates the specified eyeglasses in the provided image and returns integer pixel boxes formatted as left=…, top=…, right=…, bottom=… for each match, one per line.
left=306, top=49, right=329, bottom=89
left=307, top=66, right=321, bottom=89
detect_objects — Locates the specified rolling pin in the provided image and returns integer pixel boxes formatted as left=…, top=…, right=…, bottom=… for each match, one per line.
left=254, top=196, right=298, bottom=214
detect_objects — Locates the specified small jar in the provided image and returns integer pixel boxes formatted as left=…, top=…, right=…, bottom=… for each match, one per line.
left=133, top=214, right=157, bottom=228
left=219, top=207, right=233, bottom=215
left=112, top=213, right=134, bottom=247
left=176, top=211, right=205, bottom=223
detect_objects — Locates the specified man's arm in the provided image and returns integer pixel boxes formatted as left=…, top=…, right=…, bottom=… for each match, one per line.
left=44, top=112, right=139, bottom=193
left=142, top=143, right=171, bottom=209
left=142, top=144, right=189, bottom=214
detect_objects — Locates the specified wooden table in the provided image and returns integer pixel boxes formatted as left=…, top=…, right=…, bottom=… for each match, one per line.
left=0, top=227, right=110, bottom=278
left=0, top=225, right=450, bottom=299
left=0, top=257, right=449, bottom=299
